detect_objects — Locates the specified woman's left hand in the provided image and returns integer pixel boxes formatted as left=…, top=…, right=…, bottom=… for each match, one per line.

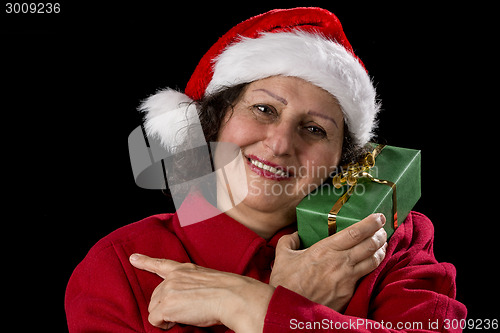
left=129, top=254, right=274, bottom=332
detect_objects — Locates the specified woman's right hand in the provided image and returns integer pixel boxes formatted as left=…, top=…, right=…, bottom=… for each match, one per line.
left=269, top=213, right=388, bottom=312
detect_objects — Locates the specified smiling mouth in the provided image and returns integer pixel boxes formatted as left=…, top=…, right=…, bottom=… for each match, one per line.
left=246, top=155, right=292, bottom=179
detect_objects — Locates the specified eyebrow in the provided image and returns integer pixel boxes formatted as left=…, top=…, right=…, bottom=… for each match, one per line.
left=307, top=110, right=339, bottom=129
left=253, top=89, right=288, bottom=105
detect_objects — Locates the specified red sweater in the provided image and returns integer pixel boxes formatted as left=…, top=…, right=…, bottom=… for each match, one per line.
left=65, top=204, right=466, bottom=332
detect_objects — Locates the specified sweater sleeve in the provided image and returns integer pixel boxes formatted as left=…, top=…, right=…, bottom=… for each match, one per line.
left=65, top=241, right=150, bottom=333
left=64, top=216, right=220, bottom=333
left=263, top=212, right=467, bottom=332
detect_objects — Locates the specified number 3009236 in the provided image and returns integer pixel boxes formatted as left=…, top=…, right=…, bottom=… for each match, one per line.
left=5, top=3, right=60, bottom=14
left=444, top=318, right=498, bottom=330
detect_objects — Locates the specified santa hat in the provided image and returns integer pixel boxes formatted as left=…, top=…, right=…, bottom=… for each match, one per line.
left=140, top=7, right=380, bottom=149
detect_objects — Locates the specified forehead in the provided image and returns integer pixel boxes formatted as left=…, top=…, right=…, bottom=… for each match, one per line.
left=246, top=76, right=338, bottom=105
left=245, top=76, right=342, bottom=116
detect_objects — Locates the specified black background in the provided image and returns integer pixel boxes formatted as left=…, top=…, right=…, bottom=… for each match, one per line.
left=2, top=1, right=497, bottom=331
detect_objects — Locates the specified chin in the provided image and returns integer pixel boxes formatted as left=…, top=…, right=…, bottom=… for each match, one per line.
left=241, top=188, right=299, bottom=213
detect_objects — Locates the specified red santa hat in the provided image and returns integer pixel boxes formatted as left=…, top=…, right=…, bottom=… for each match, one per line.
left=141, top=7, right=380, bottom=149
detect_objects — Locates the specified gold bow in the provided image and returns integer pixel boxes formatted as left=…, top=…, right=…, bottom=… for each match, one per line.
left=328, top=144, right=398, bottom=234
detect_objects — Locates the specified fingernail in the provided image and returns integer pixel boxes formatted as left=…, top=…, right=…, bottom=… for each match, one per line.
left=377, top=213, right=386, bottom=226
left=130, top=253, right=140, bottom=261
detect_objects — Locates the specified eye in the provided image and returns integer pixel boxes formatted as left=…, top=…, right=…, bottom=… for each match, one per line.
left=304, top=125, right=327, bottom=138
left=253, top=104, right=276, bottom=115
left=251, top=104, right=278, bottom=122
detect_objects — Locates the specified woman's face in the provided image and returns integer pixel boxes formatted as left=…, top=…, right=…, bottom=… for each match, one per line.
left=216, top=76, right=344, bottom=224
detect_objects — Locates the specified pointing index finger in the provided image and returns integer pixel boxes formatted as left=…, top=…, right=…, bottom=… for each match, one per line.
left=129, top=253, right=179, bottom=279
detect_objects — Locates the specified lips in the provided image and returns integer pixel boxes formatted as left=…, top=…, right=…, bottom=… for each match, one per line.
left=246, top=154, right=292, bottom=180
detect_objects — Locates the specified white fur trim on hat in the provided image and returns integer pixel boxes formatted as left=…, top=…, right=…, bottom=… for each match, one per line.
left=139, top=88, right=206, bottom=153
left=206, top=31, right=380, bottom=146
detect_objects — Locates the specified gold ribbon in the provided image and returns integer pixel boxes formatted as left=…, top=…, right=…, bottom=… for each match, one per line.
left=327, top=144, right=398, bottom=234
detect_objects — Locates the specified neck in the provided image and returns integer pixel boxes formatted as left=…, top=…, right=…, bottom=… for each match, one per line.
left=222, top=204, right=295, bottom=240
left=215, top=177, right=296, bottom=239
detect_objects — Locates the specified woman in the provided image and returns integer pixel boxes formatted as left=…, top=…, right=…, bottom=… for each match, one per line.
left=65, top=8, right=466, bottom=332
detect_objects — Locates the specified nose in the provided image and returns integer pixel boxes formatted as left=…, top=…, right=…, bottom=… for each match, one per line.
left=263, top=122, right=295, bottom=157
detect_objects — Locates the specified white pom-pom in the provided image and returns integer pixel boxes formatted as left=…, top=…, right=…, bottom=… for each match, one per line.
left=139, top=88, right=205, bottom=152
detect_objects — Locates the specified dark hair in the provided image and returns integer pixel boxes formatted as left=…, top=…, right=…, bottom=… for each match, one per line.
left=197, top=83, right=365, bottom=166
left=197, top=83, right=249, bottom=143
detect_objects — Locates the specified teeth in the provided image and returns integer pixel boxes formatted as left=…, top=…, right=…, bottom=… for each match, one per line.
left=250, top=159, right=287, bottom=177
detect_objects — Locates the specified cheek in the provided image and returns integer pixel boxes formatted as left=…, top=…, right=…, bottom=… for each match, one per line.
left=298, top=147, right=341, bottom=182
left=217, top=115, right=263, bottom=146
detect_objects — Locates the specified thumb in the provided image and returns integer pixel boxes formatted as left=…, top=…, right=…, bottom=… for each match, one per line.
left=276, top=232, right=301, bottom=253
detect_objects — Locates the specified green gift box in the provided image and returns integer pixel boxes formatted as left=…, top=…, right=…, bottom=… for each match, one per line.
left=297, top=144, right=421, bottom=248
